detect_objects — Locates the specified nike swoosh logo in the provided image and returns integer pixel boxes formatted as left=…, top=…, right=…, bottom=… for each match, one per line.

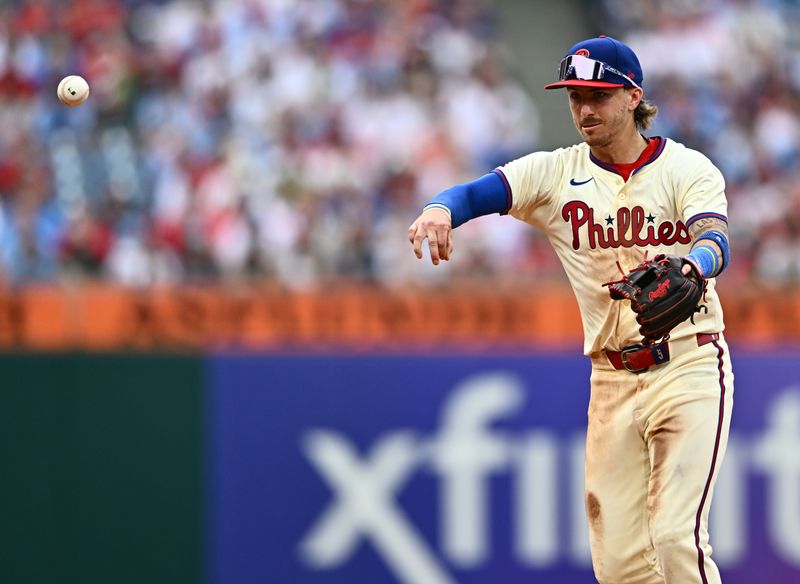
left=570, top=177, right=594, bottom=186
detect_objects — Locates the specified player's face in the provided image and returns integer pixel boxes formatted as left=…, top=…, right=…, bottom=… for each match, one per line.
left=567, top=87, right=637, bottom=147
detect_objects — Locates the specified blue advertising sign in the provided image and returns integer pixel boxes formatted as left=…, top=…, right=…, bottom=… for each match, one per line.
left=207, top=350, right=800, bottom=584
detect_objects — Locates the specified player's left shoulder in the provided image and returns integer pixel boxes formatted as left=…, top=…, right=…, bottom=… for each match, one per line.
left=660, top=137, right=724, bottom=183
left=662, top=138, right=720, bottom=171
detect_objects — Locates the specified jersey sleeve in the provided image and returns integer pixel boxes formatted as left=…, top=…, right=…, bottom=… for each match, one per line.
left=495, top=150, right=563, bottom=216
left=677, top=153, right=728, bottom=228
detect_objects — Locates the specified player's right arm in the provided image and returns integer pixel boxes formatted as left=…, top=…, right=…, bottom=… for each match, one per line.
left=407, top=171, right=511, bottom=265
left=408, top=150, right=558, bottom=264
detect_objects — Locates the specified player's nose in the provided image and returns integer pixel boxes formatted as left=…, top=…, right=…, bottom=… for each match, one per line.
left=580, top=103, right=596, bottom=118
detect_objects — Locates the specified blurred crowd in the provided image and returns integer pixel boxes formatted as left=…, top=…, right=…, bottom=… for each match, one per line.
left=0, top=0, right=539, bottom=288
left=0, top=0, right=798, bottom=288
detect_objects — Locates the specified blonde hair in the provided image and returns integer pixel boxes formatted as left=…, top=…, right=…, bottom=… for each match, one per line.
left=633, top=96, right=658, bottom=131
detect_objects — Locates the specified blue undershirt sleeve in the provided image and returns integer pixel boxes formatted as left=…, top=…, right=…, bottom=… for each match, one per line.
left=424, top=171, right=511, bottom=228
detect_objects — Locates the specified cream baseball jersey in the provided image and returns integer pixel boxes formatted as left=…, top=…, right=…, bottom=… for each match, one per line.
left=496, top=137, right=727, bottom=355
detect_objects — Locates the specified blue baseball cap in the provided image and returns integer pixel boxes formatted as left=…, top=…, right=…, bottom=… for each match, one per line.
left=544, top=36, right=643, bottom=90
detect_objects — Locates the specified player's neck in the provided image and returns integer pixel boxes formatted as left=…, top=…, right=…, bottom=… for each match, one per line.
left=589, top=127, right=648, bottom=165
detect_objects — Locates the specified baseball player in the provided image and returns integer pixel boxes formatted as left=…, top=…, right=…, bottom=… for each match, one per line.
left=408, top=36, right=733, bottom=583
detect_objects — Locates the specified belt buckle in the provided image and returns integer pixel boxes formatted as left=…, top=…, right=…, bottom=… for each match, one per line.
left=620, top=344, right=649, bottom=374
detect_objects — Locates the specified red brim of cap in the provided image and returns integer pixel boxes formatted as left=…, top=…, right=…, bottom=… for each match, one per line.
left=544, top=80, right=626, bottom=90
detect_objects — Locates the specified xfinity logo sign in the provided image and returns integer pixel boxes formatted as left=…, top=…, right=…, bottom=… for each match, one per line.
left=299, top=375, right=800, bottom=584
left=299, top=373, right=586, bottom=584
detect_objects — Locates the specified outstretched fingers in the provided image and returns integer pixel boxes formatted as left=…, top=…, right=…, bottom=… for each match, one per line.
left=436, top=225, right=453, bottom=262
left=408, top=209, right=454, bottom=265
left=409, top=222, right=434, bottom=260
left=408, top=223, right=424, bottom=258
left=428, top=231, right=442, bottom=264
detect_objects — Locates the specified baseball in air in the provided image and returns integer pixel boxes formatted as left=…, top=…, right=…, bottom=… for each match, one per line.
left=57, top=75, right=90, bottom=106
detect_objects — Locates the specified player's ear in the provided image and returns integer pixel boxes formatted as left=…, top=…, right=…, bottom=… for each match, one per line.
left=626, top=87, right=643, bottom=111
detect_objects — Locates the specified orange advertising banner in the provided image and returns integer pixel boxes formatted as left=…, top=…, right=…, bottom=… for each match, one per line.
left=0, top=283, right=796, bottom=350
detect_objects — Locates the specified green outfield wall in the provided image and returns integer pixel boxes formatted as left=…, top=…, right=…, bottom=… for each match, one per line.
left=0, top=355, right=203, bottom=584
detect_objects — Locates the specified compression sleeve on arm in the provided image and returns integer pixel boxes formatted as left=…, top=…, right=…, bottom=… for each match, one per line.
left=424, top=170, right=511, bottom=228
left=687, top=230, right=731, bottom=278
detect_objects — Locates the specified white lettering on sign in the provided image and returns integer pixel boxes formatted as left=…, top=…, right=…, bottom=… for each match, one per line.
left=751, top=387, right=800, bottom=564
left=299, top=431, right=455, bottom=584
left=299, top=374, right=800, bottom=584
left=427, top=373, right=523, bottom=567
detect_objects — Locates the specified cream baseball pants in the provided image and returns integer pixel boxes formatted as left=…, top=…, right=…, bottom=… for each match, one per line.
left=586, top=334, right=734, bottom=583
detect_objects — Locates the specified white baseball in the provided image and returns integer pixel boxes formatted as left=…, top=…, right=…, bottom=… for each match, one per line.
left=57, top=75, right=90, bottom=106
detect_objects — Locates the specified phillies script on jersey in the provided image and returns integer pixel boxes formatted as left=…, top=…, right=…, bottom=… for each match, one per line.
left=561, top=202, right=691, bottom=250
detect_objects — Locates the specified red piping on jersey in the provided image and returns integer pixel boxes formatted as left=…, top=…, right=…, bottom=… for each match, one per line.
left=588, top=136, right=664, bottom=181
left=693, top=340, right=727, bottom=583
left=493, top=168, right=513, bottom=215
left=686, top=212, right=728, bottom=227
left=632, top=136, right=666, bottom=177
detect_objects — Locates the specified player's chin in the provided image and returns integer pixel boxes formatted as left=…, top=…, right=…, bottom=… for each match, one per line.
left=581, top=127, right=607, bottom=146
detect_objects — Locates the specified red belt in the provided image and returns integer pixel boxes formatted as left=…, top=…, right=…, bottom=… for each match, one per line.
left=605, top=333, right=720, bottom=373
